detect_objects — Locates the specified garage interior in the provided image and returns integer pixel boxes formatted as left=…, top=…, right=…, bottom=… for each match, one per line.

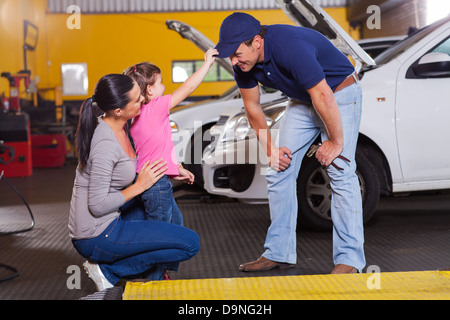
left=1, top=0, right=449, bottom=301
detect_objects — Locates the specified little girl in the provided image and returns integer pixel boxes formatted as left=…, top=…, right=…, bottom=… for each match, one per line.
left=123, top=48, right=218, bottom=226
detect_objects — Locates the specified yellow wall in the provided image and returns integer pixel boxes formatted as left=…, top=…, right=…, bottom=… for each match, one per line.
left=45, top=10, right=293, bottom=100
left=0, top=1, right=357, bottom=102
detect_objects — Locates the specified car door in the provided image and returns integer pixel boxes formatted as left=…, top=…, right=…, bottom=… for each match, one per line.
left=396, top=30, right=450, bottom=184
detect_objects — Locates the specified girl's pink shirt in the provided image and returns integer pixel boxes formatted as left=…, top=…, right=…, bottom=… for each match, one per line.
left=130, top=95, right=179, bottom=176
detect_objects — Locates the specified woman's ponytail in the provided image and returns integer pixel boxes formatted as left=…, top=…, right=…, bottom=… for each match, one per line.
left=74, top=97, right=103, bottom=170
left=74, top=74, right=135, bottom=170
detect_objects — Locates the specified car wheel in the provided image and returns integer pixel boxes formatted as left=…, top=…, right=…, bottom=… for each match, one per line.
left=296, top=147, right=380, bottom=231
left=184, top=124, right=215, bottom=188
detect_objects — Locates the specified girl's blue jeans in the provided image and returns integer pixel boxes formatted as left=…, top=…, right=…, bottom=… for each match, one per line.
left=263, top=81, right=366, bottom=272
left=72, top=197, right=200, bottom=284
left=139, top=175, right=183, bottom=226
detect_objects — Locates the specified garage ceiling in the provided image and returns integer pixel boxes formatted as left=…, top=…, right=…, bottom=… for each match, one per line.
left=48, top=0, right=347, bottom=14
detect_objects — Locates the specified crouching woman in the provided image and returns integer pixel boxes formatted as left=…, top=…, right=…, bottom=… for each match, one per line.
left=68, top=74, right=199, bottom=291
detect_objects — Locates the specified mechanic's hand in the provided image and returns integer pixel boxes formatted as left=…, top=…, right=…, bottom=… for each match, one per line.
left=269, top=146, right=292, bottom=172
left=315, top=140, right=343, bottom=167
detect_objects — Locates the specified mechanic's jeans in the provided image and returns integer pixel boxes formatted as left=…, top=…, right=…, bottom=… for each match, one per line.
left=72, top=198, right=200, bottom=284
left=264, top=82, right=365, bottom=272
left=140, top=175, right=183, bottom=226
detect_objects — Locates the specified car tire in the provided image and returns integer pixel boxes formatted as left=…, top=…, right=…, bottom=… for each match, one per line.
left=296, top=146, right=380, bottom=231
left=184, top=124, right=215, bottom=188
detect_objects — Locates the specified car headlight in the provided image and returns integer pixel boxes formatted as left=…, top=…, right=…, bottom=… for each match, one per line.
left=170, top=120, right=179, bottom=133
left=219, top=104, right=286, bottom=143
left=264, top=106, right=285, bottom=128
left=234, top=117, right=250, bottom=140
left=232, top=106, right=286, bottom=141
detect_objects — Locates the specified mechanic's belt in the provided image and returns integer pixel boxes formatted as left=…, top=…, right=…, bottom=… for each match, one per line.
left=334, top=72, right=358, bottom=93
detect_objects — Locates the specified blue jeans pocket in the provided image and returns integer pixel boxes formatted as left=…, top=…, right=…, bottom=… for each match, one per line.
left=72, top=218, right=122, bottom=262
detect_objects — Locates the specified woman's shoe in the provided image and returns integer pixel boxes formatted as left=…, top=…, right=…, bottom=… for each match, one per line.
left=83, top=261, right=114, bottom=291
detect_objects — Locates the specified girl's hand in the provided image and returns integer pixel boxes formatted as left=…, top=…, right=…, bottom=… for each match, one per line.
left=173, top=165, right=194, bottom=185
left=204, top=48, right=218, bottom=67
left=170, top=48, right=218, bottom=109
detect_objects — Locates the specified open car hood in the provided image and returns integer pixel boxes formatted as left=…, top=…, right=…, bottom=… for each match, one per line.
left=166, top=20, right=234, bottom=75
left=167, top=0, right=375, bottom=74
left=276, top=0, right=376, bottom=71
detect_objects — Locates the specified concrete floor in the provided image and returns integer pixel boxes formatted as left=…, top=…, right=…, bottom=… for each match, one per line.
left=0, top=160, right=449, bottom=300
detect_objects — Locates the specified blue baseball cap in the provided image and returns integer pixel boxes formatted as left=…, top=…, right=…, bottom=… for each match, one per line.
left=215, top=12, right=261, bottom=58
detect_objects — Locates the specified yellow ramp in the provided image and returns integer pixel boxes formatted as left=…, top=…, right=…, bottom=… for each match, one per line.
left=123, top=270, right=450, bottom=300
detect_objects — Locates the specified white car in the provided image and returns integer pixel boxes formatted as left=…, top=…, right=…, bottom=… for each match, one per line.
left=202, top=0, right=450, bottom=230
left=357, top=36, right=405, bottom=58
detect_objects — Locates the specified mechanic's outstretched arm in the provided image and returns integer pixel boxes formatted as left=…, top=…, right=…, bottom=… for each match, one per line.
left=240, top=86, right=291, bottom=171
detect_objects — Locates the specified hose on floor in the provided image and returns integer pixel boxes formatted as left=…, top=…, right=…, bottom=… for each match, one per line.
left=0, top=170, right=35, bottom=282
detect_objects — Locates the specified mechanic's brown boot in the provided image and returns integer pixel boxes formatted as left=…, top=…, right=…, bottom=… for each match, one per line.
left=330, top=264, right=358, bottom=274
left=239, top=256, right=295, bottom=272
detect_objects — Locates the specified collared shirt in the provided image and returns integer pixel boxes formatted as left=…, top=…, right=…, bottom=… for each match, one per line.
left=234, top=24, right=355, bottom=102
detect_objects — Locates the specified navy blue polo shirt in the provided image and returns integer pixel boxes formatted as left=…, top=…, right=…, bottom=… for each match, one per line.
left=234, top=24, right=355, bottom=102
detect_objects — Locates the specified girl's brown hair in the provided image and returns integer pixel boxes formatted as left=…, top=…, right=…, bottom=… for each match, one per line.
left=123, top=63, right=161, bottom=104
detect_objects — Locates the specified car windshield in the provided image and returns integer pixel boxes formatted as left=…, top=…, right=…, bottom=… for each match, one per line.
left=218, top=85, right=239, bottom=98
left=375, top=17, right=449, bottom=65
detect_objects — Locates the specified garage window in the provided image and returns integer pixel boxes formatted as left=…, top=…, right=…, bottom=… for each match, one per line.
left=172, top=61, right=233, bottom=83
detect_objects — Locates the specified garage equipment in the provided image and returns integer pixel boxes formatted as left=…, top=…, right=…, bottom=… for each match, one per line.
left=0, top=113, right=32, bottom=177
left=0, top=20, right=38, bottom=112
left=31, top=134, right=68, bottom=168
left=1, top=71, right=31, bottom=112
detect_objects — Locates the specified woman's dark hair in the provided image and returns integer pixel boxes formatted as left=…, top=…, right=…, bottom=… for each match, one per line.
left=74, top=74, right=135, bottom=170
left=123, top=63, right=161, bottom=104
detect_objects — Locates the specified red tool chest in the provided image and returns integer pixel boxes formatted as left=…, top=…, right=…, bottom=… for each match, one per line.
left=0, top=112, right=33, bottom=178
left=31, top=134, right=68, bottom=168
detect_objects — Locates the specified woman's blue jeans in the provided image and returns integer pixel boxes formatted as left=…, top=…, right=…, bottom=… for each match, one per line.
left=72, top=198, right=200, bottom=284
left=263, top=81, right=366, bottom=272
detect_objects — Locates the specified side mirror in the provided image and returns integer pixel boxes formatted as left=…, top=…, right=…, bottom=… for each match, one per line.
left=412, top=52, right=450, bottom=78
